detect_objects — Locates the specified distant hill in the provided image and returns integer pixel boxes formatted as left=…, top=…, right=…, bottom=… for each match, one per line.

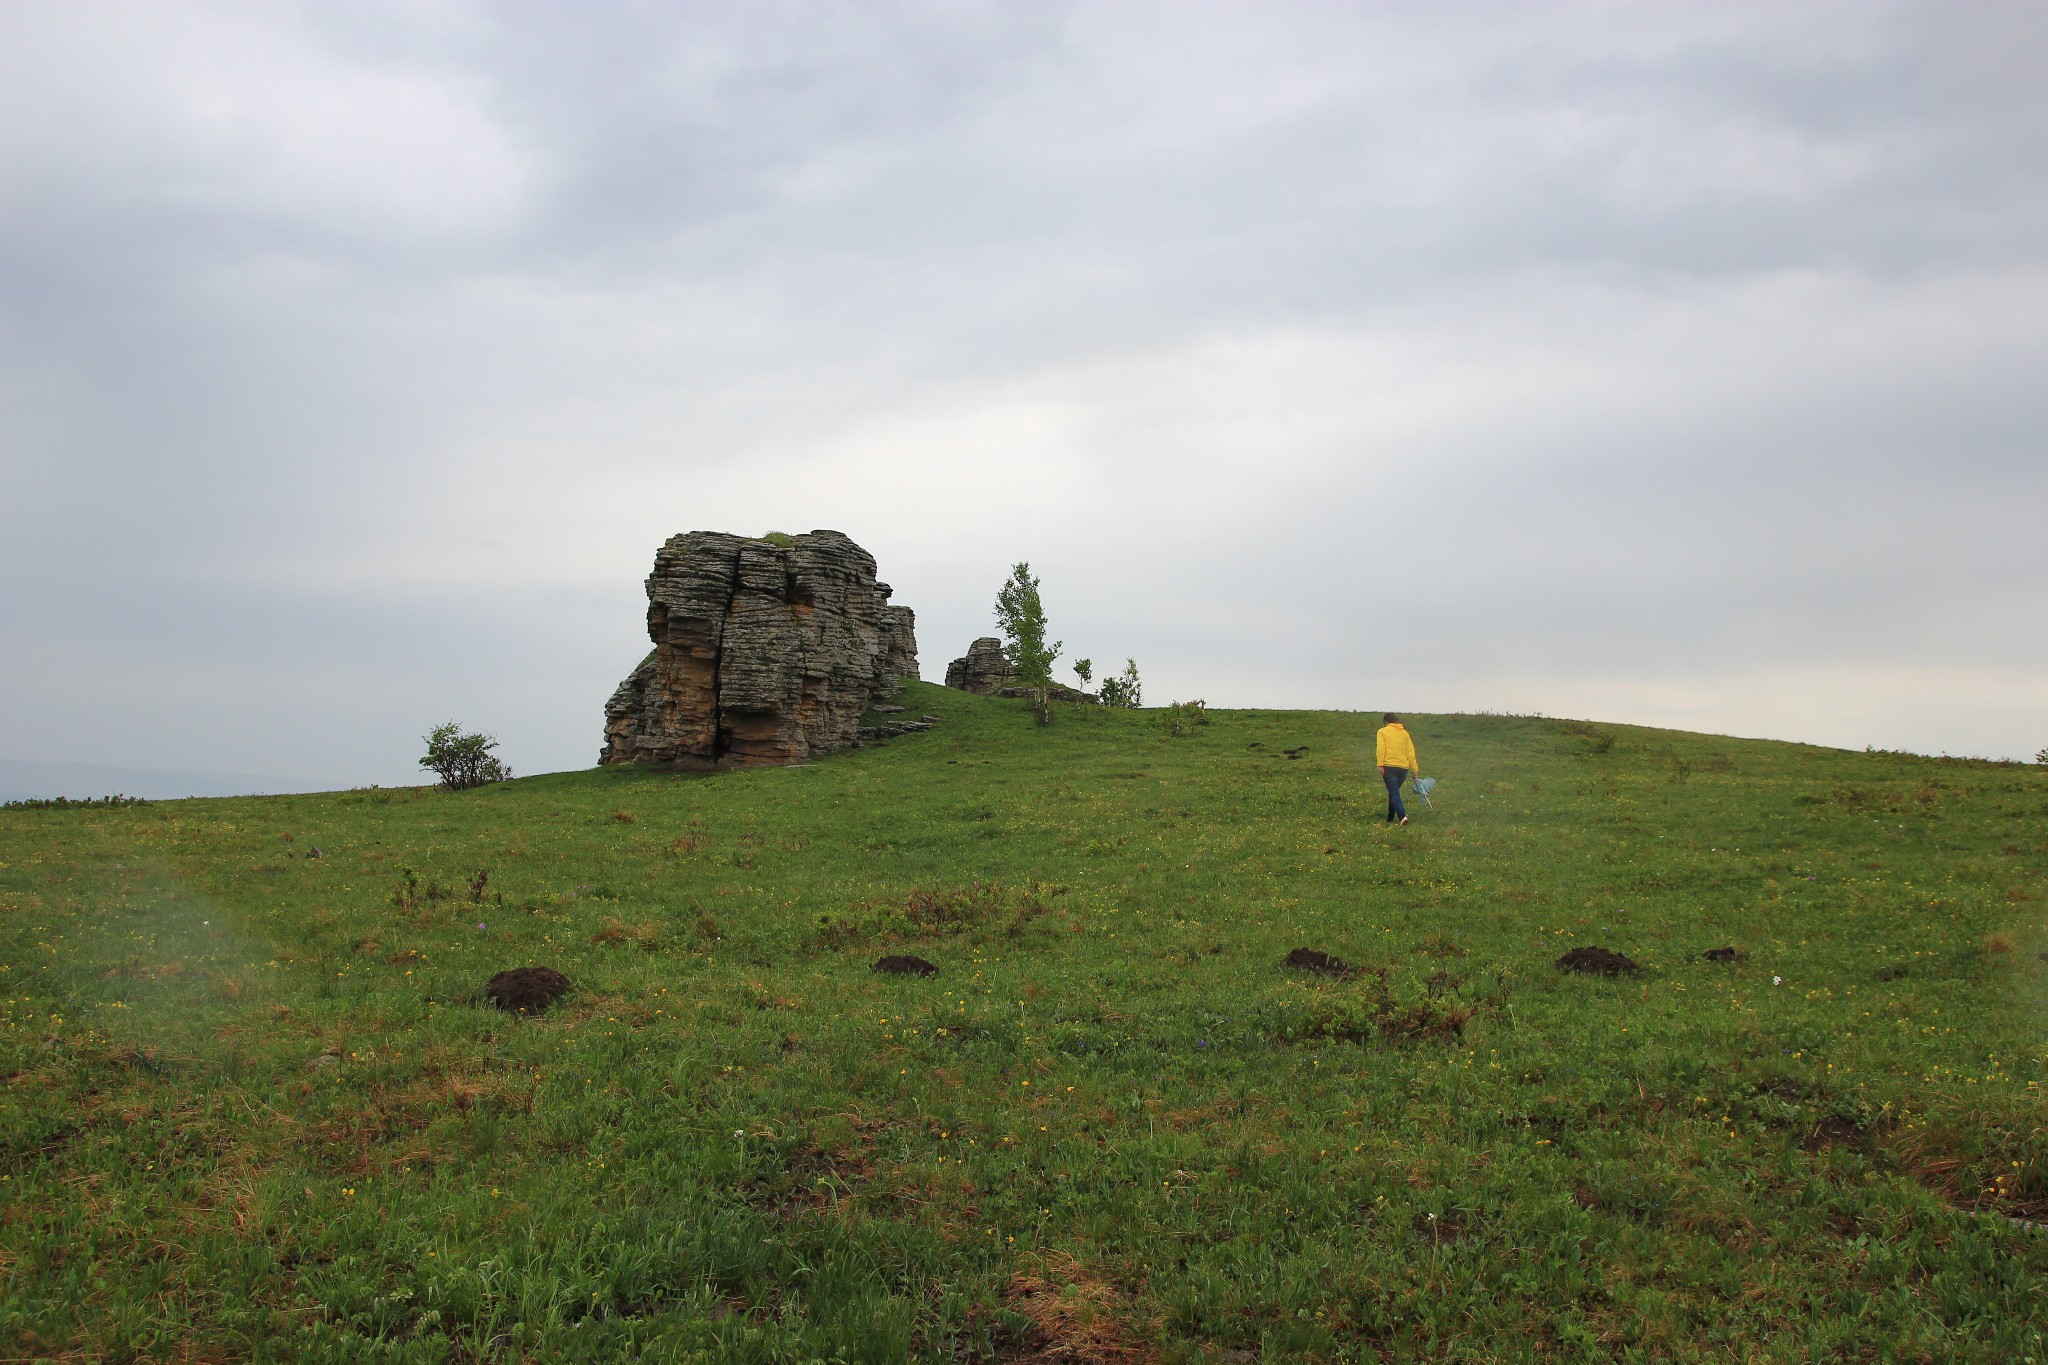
left=0, top=757, right=337, bottom=802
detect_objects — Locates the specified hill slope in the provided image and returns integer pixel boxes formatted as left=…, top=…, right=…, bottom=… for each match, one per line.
left=4, top=684, right=2045, bottom=1361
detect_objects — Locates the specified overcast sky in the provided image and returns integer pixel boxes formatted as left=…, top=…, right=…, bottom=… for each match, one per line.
left=3, top=0, right=2044, bottom=795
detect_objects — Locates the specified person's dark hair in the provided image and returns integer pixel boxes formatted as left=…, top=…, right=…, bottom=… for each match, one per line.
left=1384, top=713, right=1399, bottom=723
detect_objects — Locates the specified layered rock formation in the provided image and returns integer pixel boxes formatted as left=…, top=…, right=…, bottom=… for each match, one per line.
left=601, top=531, right=919, bottom=768
left=944, top=637, right=1014, bottom=695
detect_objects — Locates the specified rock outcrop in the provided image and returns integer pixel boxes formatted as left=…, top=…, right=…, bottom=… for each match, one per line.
left=944, top=637, right=1014, bottom=694
left=996, top=681, right=1096, bottom=705
left=601, top=531, right=919, bottom=768
left=881, top=597, right=919, bottom=688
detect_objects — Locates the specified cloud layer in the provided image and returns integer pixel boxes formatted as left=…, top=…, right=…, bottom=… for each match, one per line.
left=4, top=0, right=2044, bottom=790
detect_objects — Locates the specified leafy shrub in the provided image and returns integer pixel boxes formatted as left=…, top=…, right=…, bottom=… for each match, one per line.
left=419, top=721, right=511, bottom=791
left=1097, top=658, right=1142, bottom=708
left=758, top=531, right=796, bottom=547
left=2038, top=747, right=2047, bottom=765
left=1072, top=658, right=1093, bottom=687
left=994, top=562, right=1061, bottom=685
left=1161, top=699, right=1208, bottom=737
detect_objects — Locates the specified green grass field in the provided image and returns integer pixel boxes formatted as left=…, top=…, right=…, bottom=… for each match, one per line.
left=3, top=683, right=2045, bottom=1362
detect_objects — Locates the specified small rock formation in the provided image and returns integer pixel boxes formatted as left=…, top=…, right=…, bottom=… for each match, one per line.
left=601, top=530, right=919, bottom=768
left=996, top=681, right=1095, bottom=704
left=881, top=605, right=918, bottom=691
left=944, top=637, right=1014, bottom=694
left=860, top=715, right=940, bottom=742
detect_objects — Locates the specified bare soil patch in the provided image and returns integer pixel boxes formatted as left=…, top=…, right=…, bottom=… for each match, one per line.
left=1803, top=1114, right=1872, bottom=1153
left=1414, top=1209, right=1471, bottom=1245
left=484, top=966, right=571, bottom=1014
left=872, top=954, right=939, bottom=977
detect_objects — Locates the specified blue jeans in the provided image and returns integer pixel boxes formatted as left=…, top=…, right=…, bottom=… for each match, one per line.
left=1382, top=766, right=1408, bottom=822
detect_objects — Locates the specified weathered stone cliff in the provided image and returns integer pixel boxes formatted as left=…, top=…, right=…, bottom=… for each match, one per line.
left=944, top=637, right=1014, bottom=694
left=601, top=531, right=918, bottom=768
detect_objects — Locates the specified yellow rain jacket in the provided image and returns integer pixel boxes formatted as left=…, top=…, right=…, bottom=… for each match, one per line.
left=1376, top=722, right=1418, bottom=773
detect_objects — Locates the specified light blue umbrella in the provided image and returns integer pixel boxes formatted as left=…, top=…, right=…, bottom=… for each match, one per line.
left=1412, top=776, right=1437, bottom=809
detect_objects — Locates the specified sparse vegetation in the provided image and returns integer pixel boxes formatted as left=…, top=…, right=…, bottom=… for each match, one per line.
left=1, top=793, right=148, bottom=810
left=3, top=684, right=2045, bottom=1360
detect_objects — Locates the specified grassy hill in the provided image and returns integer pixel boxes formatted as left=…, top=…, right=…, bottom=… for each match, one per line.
left=3, top=683, right=2044, bottom=1362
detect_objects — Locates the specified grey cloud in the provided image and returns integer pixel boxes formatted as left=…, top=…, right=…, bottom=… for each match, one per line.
left=2, top=0, right=2044, bottom=793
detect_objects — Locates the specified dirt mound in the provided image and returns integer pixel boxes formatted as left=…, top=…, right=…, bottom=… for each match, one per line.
left=872, top=954, right=939, bottom=977
left=1555, top=946, right=1642, bottom=977
left=1701, top=946, right=1744, bottom=963
left=1283, top=948, right=1353, bottom=977
left=485, top=966, right=570, bottom=1014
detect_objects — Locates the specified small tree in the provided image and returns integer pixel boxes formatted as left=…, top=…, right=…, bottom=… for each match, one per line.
left=1072, top=658, right=1093, bottom=688
left=994, top=562, right=1061, bottom=685
left=420, top=722, right=512, bottom=791
left=1097, top=658, right=1142, bottom=708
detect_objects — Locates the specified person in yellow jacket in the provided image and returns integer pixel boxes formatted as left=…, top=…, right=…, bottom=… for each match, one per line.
left=1376, top=713, right=1420, bottom=825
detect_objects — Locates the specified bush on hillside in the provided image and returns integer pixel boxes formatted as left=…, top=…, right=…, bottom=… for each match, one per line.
left=419, top=721, right=511, bottom=791
left=1097, top=658, right=1142, bottom=708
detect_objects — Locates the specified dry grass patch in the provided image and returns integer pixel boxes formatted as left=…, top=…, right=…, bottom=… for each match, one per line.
left=1003, top=1251, right=1154, bottom=1363
left=591, top=916, right=662, bottom=950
